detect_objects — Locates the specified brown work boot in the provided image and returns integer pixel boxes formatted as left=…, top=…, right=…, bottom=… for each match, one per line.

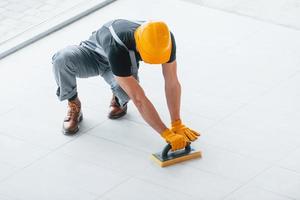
left=108, top=95, right=127, bottom=119
left=62, top=97, right=83, bottom=135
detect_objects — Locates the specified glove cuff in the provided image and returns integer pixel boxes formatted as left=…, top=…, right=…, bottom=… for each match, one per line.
left=171, top=119, right=182, bottom=127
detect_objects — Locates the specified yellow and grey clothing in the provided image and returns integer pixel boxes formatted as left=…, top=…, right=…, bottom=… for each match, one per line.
left=81, top=19, right=176, bottom=76
left=52, top=19, right=176, bottom=106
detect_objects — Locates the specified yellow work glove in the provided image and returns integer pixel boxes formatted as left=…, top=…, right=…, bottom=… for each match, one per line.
left=161, top=128, right=187, bottom=151
left=171, top=119, right=200, bottom=142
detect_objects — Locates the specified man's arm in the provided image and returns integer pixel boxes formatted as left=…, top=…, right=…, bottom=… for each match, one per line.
left=162, top=60, right=181, bottom=122
left=115, top=73, right=187, bottom=150
left=162, top=60, right=200, bottom=142
left=115, top=76, right=167, bottom=134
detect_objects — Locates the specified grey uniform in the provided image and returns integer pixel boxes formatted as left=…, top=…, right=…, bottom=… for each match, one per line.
left=52, top=19, right=176, bottom=106
left=51, top=19, right=141, bottom=106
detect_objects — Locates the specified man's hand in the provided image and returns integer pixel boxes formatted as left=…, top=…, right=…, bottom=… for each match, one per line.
left=161, top=129, right=187, bottom=151
left=171, top=119, right=200, bottom=142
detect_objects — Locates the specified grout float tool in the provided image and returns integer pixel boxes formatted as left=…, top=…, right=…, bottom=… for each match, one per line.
left=151, top=143, right=201, bottom=167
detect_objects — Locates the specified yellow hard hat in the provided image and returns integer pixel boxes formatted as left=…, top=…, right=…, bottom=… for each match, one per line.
left=134, top=21, right=172, bottom=64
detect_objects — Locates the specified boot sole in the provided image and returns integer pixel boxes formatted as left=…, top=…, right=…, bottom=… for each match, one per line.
left=62, top=114, right=83, bottom=135
left=108, top=110, right=127, bottom=119
left=108, top=105, right=127, bottom=119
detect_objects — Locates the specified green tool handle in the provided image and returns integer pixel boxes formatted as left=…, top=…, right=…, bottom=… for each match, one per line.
left=162, top=143, right=191, bottom=159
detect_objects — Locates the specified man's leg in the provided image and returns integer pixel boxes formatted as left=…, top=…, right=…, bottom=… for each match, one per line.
left=102, top=68, right=139, bottom=119
left=52, top=45, right=106, bottom=134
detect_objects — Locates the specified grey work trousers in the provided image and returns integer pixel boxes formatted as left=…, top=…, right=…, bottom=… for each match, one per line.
left=52, top=45, right=138, bottom=106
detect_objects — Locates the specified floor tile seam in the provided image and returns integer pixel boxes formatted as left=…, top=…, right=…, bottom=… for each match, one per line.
left=132, top=176, right=204, bottom=200
left=0, top=160, right=17, bottom=169
left=0, top=0, right=99, bottom=46
left=179, top=153, right=254, bottom=181
left=217, top=25, right=266, bottom=55
left=263, top=183, right=299, bottom=200
left=67, top=175, right=132, bottom=200
left=123, top=97, right=215, bottom=121
left=249, top=182, right=298, bottom=200
left=199, top=142, right=277, bottom=163
left=220, top=165, right=274, bottom=200
left=185, top=112, right=216, bottom=121
left=54, top=118, right=110, bottom=149
left=0, top=171, right=100, bottom=200
left=227, top=184, right=296, bottom=200
left=188, top=164, right=268, bottom=184
left=186, top=164, right=247, bottom=183
left=203, top=70, right=300, bottom=132
left=273, top=144, right=300, bottom=164
left=203, top=101, right=251, bottom=131
left=202, top=122, right=299, bottom=157
left=0, top=163, right=20, bottom=183
left=123, top=118, right=150, bottom=128
left=58, top=150, right=133, bottom=176
left=125, top=114, right=164, bottom=125
left=0, top=131, right=52, bottom=150
left=68, top=187, right=100, bottom=199
left=80, top=118, right=110, bottom=134
left=60, top=133, right=268, bottom=188
left=0, top=149, right=55, bottom=183
left=83, top=105, right=111, bottom=114
left=224, top=164, right=300, bottom=199
left=202, top=136, right=298, bottom=163
left=93, top=177, right=133, bottom=200
left=195, top=87, right=271, bottom=131
left=186, top=1, right=300, bottom=32
left=87, top=133, right=152, bottom=154
left=0, top=119, right=108, bottom=184
left=258, top=70, right=300, bottom=95
left=81, top=94, right=131, bottom=109
left=85, top=119, right=168, bottom=150
left=82, top=116, right=115, bottom=129
left=87, top=68, right=300, bottom=121
left=274, top=165, right=300, bottom=176
left=81, top=117, right=151, bottom=136
left=79, top=100, right=112, bottom=110
left=0, top=131, right=57, bottom=183
left=178, top=103, right=221, bottom=121
left=0, top=107, right=17, bottom=118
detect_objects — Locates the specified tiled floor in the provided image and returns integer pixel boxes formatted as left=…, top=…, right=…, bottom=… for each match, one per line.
left=0, top=0, right=108, bottom=44
left=0, top=0, right=299, bottom=199
left=184, top=0, right=300, bottom=30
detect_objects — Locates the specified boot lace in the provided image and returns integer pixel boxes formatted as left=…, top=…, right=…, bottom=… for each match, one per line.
left=67, top=101, right=80, bottom=118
